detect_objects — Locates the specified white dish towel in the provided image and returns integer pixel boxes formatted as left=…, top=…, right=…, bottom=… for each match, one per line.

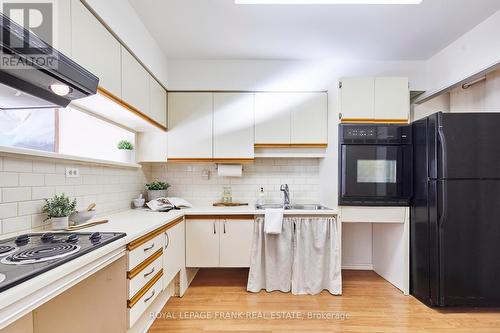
left=264, top=208, right=284, bottom=234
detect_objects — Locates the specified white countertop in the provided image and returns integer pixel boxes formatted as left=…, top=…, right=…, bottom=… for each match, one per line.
left=74, top=205, right=338, bottom=243
left=0, top=205, right=337, bottom=329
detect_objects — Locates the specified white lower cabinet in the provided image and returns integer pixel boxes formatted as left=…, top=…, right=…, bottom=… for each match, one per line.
left=186, top=218, right=254, bottom=268
left=219, top=219, right=254, bottom=267
left=186, top=219, right=220, bottom=267
left=163, top=220, right=185, bottom=288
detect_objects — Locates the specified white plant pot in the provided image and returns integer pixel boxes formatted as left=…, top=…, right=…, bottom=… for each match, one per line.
left=147, top=190, right=168, bottom=201
left=118, top=149, right=134, bottom=163
left=51, top=216, right=69, bottom=230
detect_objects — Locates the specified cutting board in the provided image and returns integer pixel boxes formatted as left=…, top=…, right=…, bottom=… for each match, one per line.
left=212, top=202, right=249, bottom=207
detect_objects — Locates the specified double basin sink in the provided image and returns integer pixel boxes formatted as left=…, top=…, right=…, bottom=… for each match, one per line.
left=255, top=204, right=331, bottom=210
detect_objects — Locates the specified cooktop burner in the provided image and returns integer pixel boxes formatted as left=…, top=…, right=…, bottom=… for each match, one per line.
left=2, top=243, right=80, bottom=265
left=0, top=231, right=126, bottom=293
left=0, top=245, right=16, bottom=256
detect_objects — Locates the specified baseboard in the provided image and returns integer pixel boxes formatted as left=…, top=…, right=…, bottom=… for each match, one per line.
left=342, top=264, right=373, bottom=270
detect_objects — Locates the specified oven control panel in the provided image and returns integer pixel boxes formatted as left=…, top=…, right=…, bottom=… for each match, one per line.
left=340, top=124, right=412, bottom=144
left=344, top=127, right=377, bottom=139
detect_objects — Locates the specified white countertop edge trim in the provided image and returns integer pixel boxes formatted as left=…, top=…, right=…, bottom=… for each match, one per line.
left=0, top=241, right=126, bottom=330
left=0, top=146, right=142, bottom=169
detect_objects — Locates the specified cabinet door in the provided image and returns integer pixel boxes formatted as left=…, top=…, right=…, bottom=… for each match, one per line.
left=149, top=76, right=167, bottom=128
left=121, top=47, right=150, bottom=114
left=219, top=219, right=254, bottom=267
left=54, top=0, right=71, bottom=56
left=374, top=77, right=409, bottom=120
left=136, top=131, right=167, bottom=162
left=163, top=220, right=185, bottom=288
left=290, top=92, right=328, bottom=144
left=214, top=93, right=254, bottom=159
left=339, top=77, right=375, bottom=120
left=254, top=93, right=291, bottom=144
left=167, top=93, right=213, bottom=159
left=186, top=220, right=219, bottom=267
left=71, top=0, right=121, bottom=97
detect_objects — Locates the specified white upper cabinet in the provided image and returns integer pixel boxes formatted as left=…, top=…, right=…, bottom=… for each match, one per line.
left=340, top=77, right=409, bottom=121
left=167, top=93, right=213, bottom=159
left=219, top=219, right=254, bottom=267
left=254, top=93, right=291, bottom=144
left=214, top=93, right=255, bottom=159
left=149, top=76, right=167, bottom=128
left=340, top=77, right=375, bottom=120
left=374, top=77, right=409, bottom=120
left=290, top=92, right=328, bottom=144
left=255, top=92, right=328, bottom=145
left=121, top=47, right=150, bottom=114
left=54, top=0, right=71, bottom=56
left=71, top=0, right=121, bottom=98
left=136, top=131, right=167, bottom=163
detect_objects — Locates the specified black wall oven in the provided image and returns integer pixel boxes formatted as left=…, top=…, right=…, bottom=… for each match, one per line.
left=339, top=123, right=412, bottom=206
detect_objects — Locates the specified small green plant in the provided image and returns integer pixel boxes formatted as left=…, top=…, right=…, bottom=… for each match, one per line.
left=42, top=194, right=77, bottom=219
left=117, top=140, right=134, bottom=150
left=145, top=181, right=170, bottom=191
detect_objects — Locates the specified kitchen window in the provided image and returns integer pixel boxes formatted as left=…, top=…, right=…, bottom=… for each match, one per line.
left=0, top=108, right=57, bottom=152
left=0, top=107, right=135, bottom=163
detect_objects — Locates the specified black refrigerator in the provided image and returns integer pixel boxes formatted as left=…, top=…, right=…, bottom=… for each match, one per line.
left=411, top=112, right=500, bottom=307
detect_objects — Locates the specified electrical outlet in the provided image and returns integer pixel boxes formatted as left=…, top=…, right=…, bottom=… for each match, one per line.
left=65, top=167, right=80, bottom=178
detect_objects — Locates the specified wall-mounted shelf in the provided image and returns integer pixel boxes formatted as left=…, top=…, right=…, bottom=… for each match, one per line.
left=0, top=146, right=142, bottom=169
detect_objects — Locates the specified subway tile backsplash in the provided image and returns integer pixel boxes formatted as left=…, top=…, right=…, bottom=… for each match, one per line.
left=149, top=158, right=321, bottom=205
left=0, top=155, right=321, bottom=235
left=0, top=155, right=150, bottom=235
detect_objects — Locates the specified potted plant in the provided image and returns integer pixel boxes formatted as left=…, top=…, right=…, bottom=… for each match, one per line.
left=117, top=140, right=134, bottom=162
left=42, top=194, right=77, bottom=230
left=145, top=181, right=170, bottom=201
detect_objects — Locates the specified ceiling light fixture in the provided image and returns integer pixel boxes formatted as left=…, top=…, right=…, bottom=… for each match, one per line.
left=49, top=83, right=72, bottom=96
left=235, top=0, right=423, bottom=4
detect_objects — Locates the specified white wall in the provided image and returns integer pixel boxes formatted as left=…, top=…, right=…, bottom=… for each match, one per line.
left=412, top=93, right=450, bottom=122
left=84, top=0, right=169, bottom=87
left=449, top=70, right=500, bottom=112
left=425, top=9, right=500, bottom=96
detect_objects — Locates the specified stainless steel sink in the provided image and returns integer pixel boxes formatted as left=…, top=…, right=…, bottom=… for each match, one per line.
left=255, top=203, right=331, bottom=210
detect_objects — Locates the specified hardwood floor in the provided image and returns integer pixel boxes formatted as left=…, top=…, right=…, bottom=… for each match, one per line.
left=148, top=269, right=500, bottom=333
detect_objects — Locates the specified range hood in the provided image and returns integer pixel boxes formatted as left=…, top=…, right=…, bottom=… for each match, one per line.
left=0, top=13, right=99, bottom=110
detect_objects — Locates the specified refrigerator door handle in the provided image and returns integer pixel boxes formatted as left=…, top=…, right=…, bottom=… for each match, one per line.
left=437, top=125, right=448, bottom=179
left=438, top=182, right=448, bottom=228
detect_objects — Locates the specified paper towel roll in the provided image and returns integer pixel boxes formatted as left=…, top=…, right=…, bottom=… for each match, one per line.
left=217, top=164, right=242, bottom=177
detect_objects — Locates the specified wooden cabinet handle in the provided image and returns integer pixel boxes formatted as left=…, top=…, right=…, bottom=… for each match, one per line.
left=143, top=267, right=155, bottom=278
left=213, top=221, right=216, bottom=234
left=223, top=220, right=226, bottom=234
left=143, top=243, right=155, bottom=252
left=144, top=289, right=155, bottom=303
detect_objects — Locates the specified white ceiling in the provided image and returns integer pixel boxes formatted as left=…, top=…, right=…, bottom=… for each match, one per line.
left=128, top=0, right=500, bottom=60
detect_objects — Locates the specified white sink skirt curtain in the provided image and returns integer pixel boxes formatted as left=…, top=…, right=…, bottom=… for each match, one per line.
left=247, top=216, right=341, bottom=295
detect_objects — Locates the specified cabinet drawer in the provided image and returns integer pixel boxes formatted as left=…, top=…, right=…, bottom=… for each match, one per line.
left=128, top=233, right=163, bottom=270
left=128, top=270, right=163, bottom=328
left=128, top=251, right=163, bottom=299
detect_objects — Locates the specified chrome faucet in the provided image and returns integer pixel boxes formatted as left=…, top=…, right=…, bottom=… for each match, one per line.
left=280, top=184, right=290, bottom=207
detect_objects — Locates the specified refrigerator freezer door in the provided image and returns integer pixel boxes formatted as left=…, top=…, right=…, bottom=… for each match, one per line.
left=436, top=179, right=500, bottom=306
left=437, top=113, right=500, bottom=179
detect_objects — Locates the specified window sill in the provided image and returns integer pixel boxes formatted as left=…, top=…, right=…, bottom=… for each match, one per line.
left=0, top=146, right=142, bottom=169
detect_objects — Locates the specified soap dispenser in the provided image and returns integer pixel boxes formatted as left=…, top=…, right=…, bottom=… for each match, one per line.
left=257, top=187, right=265, bottom=206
